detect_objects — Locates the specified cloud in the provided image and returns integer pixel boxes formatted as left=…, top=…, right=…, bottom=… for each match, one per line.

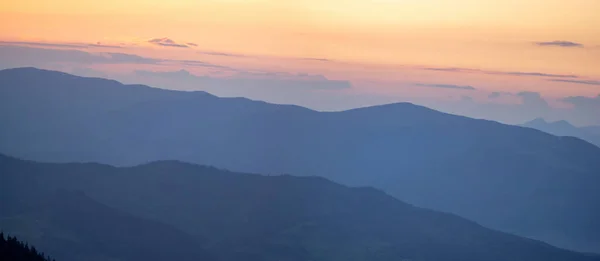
left=535, top=41, right=584, bottom=48
left=414, top=83, right=476, bottom=90
left=198, top=51, right=247, bottom=58
left=502, top=71, right=577, bottom=78
left=0, top=45, right=233, bottom=71
left=100, top=52, right=160, bottom=64
left=88, top=42, right=122, bottom=48
left=488, top=92, right=514, bottom=99
left=132, top=69, right=352, bottom=91
left=186, top=42, right=198, bottom=47
left=460, top=95, right=473, bottom=102
left=148, top=38, right=189, bottom=48
left=299, top=57, right=332, bottom=62
left=488, top=92, right=502, bottom=99
left=423, top=67, right=578, bottom=78
left=562, top=94, right=600, bottom=108
left=425, top=91, right=600, bottom=126
left=0, top=41, right=86, bottom=49
left=0, top=41, right=122, bottom=49
left=0, top=45, right=161, bottom=68
left=549, top=79, right=600, bottom=86
left=169, top=59, right=236, bottom=70
left=517, top=91, right=549, bottom=109
left=196, top=50, right=333, bottom=63
left=561, top=94, right=600, bottom=124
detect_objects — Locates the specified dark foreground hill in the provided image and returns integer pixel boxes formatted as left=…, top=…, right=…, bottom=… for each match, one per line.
left=1, top=233, right=55, bottom=261
left=0, top=159, right=215, bottom=261
left=1, top=154, right=599, bottom=261
left=1, top=67, right=600, bottom=252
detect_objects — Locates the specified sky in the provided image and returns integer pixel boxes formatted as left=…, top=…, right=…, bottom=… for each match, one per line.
left=1, top=0, right=599, bottom=125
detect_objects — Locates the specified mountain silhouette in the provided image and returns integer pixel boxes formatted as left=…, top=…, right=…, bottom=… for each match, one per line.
left=0, top=157, right=215, bottom=261
left=1, top=67, right=600, bottom=252
left=1, top=154, right=599, bottom=261
left=522, top=118, right=600, bottom=148
left=1, top=232, right=55, bottom=261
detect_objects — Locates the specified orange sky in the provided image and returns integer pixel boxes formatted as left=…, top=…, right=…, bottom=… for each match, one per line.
left=1, top=0, right=600, bottom=122
left=2, top=0, right=599, bottom=73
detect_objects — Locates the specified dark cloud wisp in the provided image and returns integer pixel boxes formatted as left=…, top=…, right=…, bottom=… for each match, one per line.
left=535, top=41, right=584, bottom=48
left=488, top=92, right=514, bottom=99
left=299, top=57, right=332, bottom=62
left=0, top=41, right=122, bottom=49
left=423, top=67, right=578, bottom=78
left=198, top=51, right=248, bottom=58
left=549, top=79, right=600, bottom=86
left=148, top=38, right=190, bottom=48
left=562, top=94, right=600, bottom=108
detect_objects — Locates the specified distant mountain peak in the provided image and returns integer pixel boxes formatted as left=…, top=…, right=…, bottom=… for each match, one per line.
left=524, top=118, right=576, bottom=129
left=552, top=119, right=575, bottom=128
left=527, top=117, right=548, bottom=125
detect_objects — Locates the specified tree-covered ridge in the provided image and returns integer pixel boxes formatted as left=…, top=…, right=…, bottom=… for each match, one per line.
left=0, top=232, right=55, bottom=261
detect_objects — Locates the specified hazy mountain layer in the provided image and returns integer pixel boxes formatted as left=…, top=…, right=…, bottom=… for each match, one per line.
left=1, top=67, right=599, bottom=252
left=522, top=118, right=600, bottom=148
left=2, top=154, right=599, bottom=261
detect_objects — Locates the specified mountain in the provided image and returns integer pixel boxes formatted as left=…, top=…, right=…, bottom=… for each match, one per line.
left=582, top=126, right=600, bottom=135
left=2, top=154, right=599, bottom=261
left=1, top=233, right=55, bottom=261
left=522, top=118, right=600, bottom=147
left=0, top=158, right=215, bottom=261
left=1, top=67, right=600, bottom=252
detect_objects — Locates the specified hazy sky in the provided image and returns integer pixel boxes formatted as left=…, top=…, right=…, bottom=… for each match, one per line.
left=1, top=0, right=599, bottom=125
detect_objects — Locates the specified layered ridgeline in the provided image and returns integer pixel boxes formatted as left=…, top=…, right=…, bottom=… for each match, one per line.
left=522, top=118, right=600, bottom=148
left=1, top=67, right=600, bottom=252
left=1, top=154, right=599, bottom=261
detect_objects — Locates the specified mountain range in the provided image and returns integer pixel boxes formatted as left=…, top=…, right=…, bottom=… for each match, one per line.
left=1, top=67, right=599, bottom=252
left=2, top=154, right=599, bottom=261
left=522, top=118, right=600, bottom=148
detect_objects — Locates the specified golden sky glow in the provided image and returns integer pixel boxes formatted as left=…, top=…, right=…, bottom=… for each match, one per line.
left=1, top=0, right=600, bottom=122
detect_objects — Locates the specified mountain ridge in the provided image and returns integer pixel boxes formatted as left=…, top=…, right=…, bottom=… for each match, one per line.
left=522, top=118, right=600, bottom=148
left=2, top=153, right=599, bottom=261
left=1, top=67, right=599, bottom=252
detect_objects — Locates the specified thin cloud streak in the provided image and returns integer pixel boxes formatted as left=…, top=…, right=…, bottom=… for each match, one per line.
left=198, top=51, right=247, bottom=58
left=549, top=79, right=600, bottom=86
left=414, top=83, right=476, bottom=90
left=0, top=45, right=237, bottom=71
left=299, top=57, right=333, bottom=62
left=535, top=41, right=584, bottom=48
left=423, top=67, right=578, bottom=78
left=0, top=41, right=122, bottom=49
left=148, top=38, right=190, bottom=48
